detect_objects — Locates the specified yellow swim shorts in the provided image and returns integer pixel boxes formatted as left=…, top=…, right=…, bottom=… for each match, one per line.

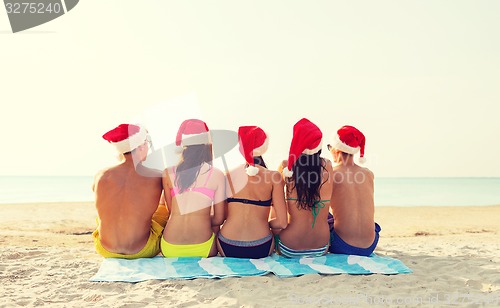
left=93, top=205, right=169, bottom=259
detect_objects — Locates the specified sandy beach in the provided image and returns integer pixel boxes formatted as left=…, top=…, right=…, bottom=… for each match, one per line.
left=1, top=202, right=499, bottom=307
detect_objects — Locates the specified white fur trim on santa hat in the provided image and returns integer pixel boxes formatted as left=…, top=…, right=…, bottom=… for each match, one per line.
left=111, top=126, right=148, bottom=154
left=181, top=132, right=211, bottom=146
left=302, top=141, right=322, bottom=155
left=358, top=156, right=366, bottom=164
left=252, top=136, right=269, bottom=157
left=245, top=165, right=260, bottom=176
left=283, top=167, right=294, bottom=178
left=330, top=133, right=360, bottom=155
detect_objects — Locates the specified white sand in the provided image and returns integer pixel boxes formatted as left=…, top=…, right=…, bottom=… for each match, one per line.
left=1, top=202, right=499, bottom=307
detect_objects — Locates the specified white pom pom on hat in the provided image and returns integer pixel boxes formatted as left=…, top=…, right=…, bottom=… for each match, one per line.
left=245, top=165, right=260, bottom=176
left=282, top=167, right=294, bottom=178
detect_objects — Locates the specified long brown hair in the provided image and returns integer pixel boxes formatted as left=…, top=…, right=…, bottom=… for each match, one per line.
left=175, top=144, right=213, bottom=192
left=286, top=151, right=328, bottom=211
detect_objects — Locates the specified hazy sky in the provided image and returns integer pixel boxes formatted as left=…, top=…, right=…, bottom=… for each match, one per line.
left=1, top=1, right=499, bottom=177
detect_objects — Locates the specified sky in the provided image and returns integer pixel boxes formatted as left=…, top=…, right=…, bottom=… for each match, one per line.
left=1, top=1, right=499, bottom=177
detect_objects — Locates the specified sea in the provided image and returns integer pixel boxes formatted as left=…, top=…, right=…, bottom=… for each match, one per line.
left=0, top=176, right=499, bottom=206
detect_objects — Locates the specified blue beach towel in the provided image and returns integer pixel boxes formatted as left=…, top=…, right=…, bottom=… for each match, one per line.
left=90, top=253, right=412, bottom=282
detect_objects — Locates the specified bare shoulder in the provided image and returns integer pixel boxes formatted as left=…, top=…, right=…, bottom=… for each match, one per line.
left=162, top=167, right=169, bottom=177
left=362, top=166, right=374, bottom=179
left=93, top=169, right=105, bottom=191
left=322, top=158, right=334, bottom=171
left=92, top=166, right=115, bottom=191
left=269, top=169, right=282, bottom=177
left=268, top=169, right=284, bottom=183
left=161, top=167, right=174, bottom=191
left=94, top=168, right=105, bottom=180
left=136, top=165, right=162, bottom=178
left=94, top=166, right=113, bottom=183
left=163, top=165, right=176, bottom=177
left=211, top=167, right=225, bottom=180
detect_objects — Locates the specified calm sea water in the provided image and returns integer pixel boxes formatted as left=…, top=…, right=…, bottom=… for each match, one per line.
left=0, top=176, right=94, bottom=204
left=0, top=176, right=499, bottom=206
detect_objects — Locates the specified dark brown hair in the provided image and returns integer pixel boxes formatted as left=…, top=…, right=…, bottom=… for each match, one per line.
left=287, top=150, right=328, bottom=211
left=175, top=144, right=213, bottom=192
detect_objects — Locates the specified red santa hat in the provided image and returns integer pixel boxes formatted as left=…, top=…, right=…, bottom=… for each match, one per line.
left=238, top=126, right=269, bottom=176
left=330, top=125, right=366, bottom=163
left=283, top=118, right=323, bottom=178
left=175, top=119, right=211, bottom=152
left=102, top=124, right=149, bottom=154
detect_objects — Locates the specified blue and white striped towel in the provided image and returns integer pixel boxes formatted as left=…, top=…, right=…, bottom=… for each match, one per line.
left=90, top=253, right=412, bottom=282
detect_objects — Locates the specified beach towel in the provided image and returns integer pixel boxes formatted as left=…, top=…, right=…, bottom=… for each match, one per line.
left=90, top=253, right=412, bottom=282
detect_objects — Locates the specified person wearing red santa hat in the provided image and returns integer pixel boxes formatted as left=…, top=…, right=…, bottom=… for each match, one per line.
left=216, top=126, right=288, bottom=258
left=93, top=123, right=168, bottom=259
left=327, top=125, right=381, bottom=256
left=275, top=118, right=335, bottom=258
left=161, top=119, right=226, bottom=258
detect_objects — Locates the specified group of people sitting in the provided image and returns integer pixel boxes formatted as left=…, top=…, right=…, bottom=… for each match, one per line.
left=92, top=118, right=381, bottom=260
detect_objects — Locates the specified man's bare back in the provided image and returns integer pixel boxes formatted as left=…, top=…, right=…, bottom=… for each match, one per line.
left=94, top=162, right=163, bottom=254
left=330, top=163, right=375, bottom=248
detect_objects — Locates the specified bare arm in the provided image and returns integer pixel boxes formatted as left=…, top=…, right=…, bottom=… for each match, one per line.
left=162, top=169, right=173, bottom=214
left=211, top=170, right=227, bottom=227
left=92, top=171, right=103, bottom=193
left=269, top=172, right=288, bottom=230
